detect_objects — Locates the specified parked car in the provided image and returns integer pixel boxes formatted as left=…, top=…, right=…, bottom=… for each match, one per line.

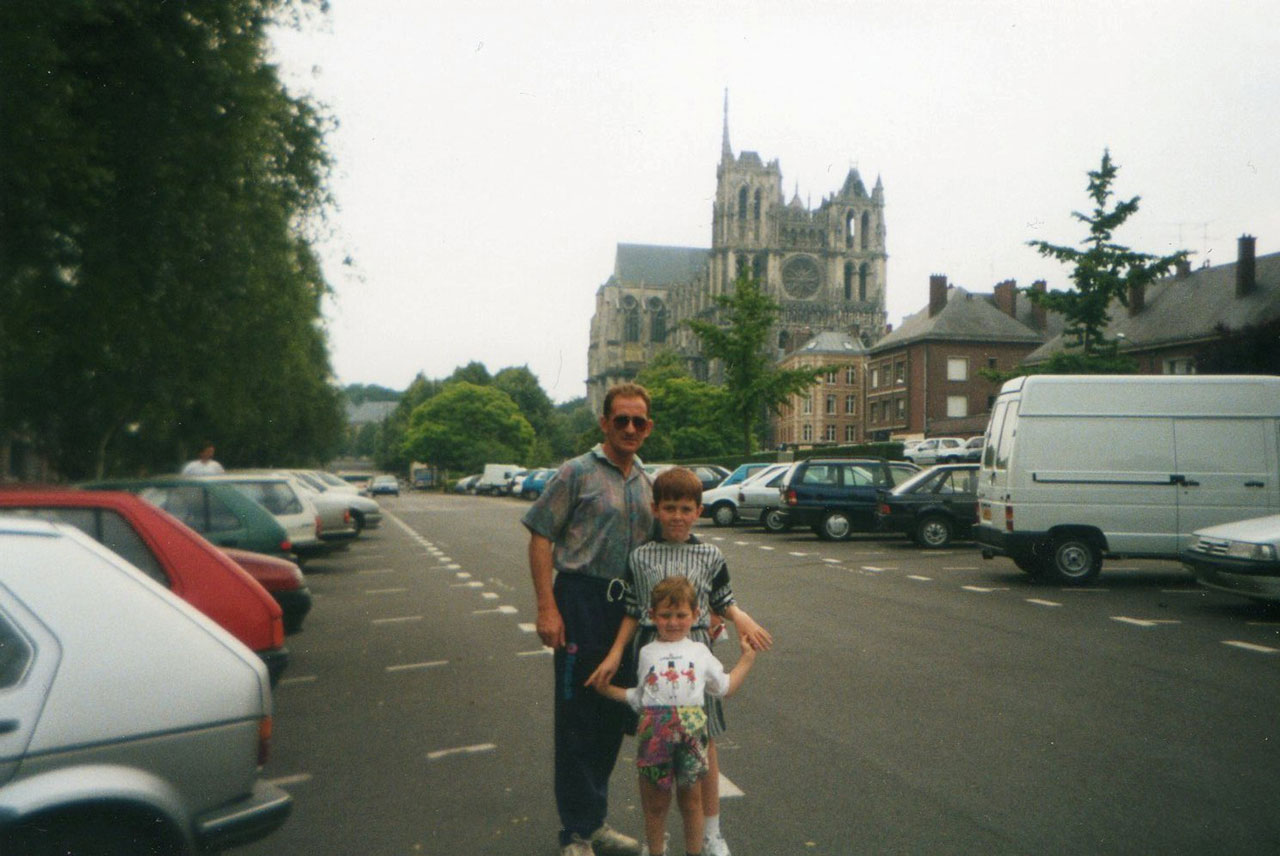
left=735, top=463, right=795, bottom=531
left=337, top=471, right=374, bottom=493
left=779, top=457, right=921, bottom=540
left=453, top=474, right=481, bottom=493
left=291, top=470, right=383, bottom=533
left=520, top=468, right=556, bottom=500
left=0, top=516, right=292, bottom=855
left=1182, top=514, right=1280, bottom=603
left=83, top=477, right=296, bottom=561
left=369, top=474, right=400, bottom=496
left=0, top=488, right=290, bottom=682
left=903, top=437, right=964, bottom=466
left=224, top=547, right=312, bottom=634
left=642, top=463, right=728, bottom=492
left=242, top=470, right=356, bottom=546
left=208, top=474, right=325, bottom=561
left=717, top=462, right=775, bottom=490
left=507, top=469, right=531, bottom=496
left=701, top=463, right=787, bottom=527
left=940, top=436, right=984, bottom=464
left=876, top=464, right=980, bottom=548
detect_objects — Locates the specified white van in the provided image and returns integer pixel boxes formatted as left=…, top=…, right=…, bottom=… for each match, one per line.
left=975, top=375, right=1280, bottom=584
left=476, top=463, right=521, bottom=496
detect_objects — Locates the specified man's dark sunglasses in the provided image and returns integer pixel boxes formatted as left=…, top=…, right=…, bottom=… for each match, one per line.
left=610, top=415, right=650, bottom=431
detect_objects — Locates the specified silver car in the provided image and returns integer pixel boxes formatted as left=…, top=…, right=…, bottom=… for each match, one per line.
left=1182, top=514, right=1280, bottom=603
left=0, top=516, right=291, bottom=854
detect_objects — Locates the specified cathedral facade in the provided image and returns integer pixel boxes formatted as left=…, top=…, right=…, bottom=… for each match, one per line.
left=586, top=99, right=889, bottom=412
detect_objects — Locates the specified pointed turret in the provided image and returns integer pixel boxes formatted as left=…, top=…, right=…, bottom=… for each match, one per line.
left=873, top=174, right=884, bottom=202
left=721, top=88, right=732, bottom=162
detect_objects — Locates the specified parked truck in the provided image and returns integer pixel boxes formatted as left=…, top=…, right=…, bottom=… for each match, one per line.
left=475, top=463, right=521, bottom=496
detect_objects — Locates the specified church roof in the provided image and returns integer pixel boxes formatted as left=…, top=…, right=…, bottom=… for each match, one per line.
left=612, top=243, right=709, bottom=288
left=872, top=286, right=1047, bottom=352
left=1024, top=248, right=1280, bottom=361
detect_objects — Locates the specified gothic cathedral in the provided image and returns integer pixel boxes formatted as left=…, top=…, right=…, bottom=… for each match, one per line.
left=586, top=94, right=888, bottom=411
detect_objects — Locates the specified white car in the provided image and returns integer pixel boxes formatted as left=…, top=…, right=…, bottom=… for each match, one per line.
left=209, top=474, right=324, bottom=561
left=1182, top=514, right=1280, bottom=603
left=736, top=463, right=796, bottom=532
left=904, top=437, right=964, bottom=466
left=298, top=471, right=384, bottom=531
left=0, top=516, right=291, bottom=854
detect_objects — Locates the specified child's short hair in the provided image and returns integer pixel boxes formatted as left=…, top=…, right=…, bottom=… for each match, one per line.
left=650, top=575, right=697, bottom=610
left=652, top=466, right=703, bottom=504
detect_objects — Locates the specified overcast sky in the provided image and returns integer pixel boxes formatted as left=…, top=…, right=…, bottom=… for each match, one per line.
left=270, top=0, right=1280, bottom=404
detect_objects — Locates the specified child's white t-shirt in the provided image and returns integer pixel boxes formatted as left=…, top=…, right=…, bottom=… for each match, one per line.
left=625, top=637, right=730, bottom=712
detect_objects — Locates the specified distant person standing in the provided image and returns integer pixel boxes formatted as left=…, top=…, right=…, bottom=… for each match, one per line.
left=181, top=442, right=225, bottom=476
left=523, top=382, right=656, bottom=856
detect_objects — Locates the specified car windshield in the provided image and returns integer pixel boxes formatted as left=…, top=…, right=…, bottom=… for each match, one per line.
left=229, top=481, right=304, bottom=515
left=891, top=467, right=940, bottom=495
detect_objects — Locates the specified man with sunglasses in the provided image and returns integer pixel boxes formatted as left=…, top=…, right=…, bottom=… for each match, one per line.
left=524, top=382, right=656, bottom=856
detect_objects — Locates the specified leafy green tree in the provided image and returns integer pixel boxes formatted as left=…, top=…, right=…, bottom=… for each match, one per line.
left=635, top=351, right=735, bottom=461
left=1027, top=150, right=1189, bottom=359
left=686, top=272, right=826, bottom=454
left=1196, top=318, right=1280, bottom=374
left=0, top=0, right=340, bottom=478
left=448, top=361, right=493, bottom=387
left=401, top=383, right=534, bottom=474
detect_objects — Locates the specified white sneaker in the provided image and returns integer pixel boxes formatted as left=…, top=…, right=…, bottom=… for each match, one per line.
left=562, top=834, right=595, bottom=856
left=591, top=823, right=642, bottom=856
left=704, top=830, right=732, bottom=856
left=639, top=831, right=669, bottom=856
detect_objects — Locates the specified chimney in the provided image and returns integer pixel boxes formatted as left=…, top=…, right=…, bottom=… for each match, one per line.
left=1031, top=280, right=1047, bottom=330
left=1237, top=234, right=1257, bottom=297
left=929, top=274, right=948, bottom=317
left=1176, top=258, right=1192, bottom=279
left=993, top=279, right=1018, bottom=318
left=1128, top=282, right=1145, bottom=316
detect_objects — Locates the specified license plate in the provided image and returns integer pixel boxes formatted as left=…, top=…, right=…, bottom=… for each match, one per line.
left=980, top=504, right=992, bottom=521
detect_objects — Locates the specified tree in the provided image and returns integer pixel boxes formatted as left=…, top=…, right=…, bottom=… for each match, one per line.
left=685, top=271, right=826, bottom=453
left=401, top=383, right=534, bottom=474
left=635, top=350, right=735, bottom=461
left=1026, top=150, right=1189, bottom=360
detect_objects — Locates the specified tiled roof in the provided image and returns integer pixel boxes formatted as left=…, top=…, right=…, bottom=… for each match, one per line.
left=611, top=243, right=709, bottom=288
left=1024, top=250, right=1280, bottom=362
left=794, top=330, right=868, bottom=355
left=871, top=286, right=1049, bottom=352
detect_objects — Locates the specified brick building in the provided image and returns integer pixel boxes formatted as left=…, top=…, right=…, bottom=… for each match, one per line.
left=774, top=332, right=869, bottom=447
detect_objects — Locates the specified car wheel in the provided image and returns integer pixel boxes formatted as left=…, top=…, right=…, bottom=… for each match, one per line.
left=710, top=503, right=737, bottom=527
left=818, top=511, right=852, bottom=541
left=1042, top=535, right=1102, bottom=585
left=762, top=508, right=790, bottom=533
left=528, top=489, right=540, bottom=501
left=914, top=515, right=953, bottom=548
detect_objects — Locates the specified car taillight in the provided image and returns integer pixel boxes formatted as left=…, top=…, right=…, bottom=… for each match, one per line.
left=1005, top=504, right=1014, bottom=532
left=258, top=716, right=273, bottom=767
left=270, top=615, right=284, bottom=649
left=314, top=514, right=322, bottom=536
left=343, top=509, right=352, bottom=525
left=280, top=539, right=293, bottom=553
left=785, top=489, right=797, bottom=506
left=877, top=502, right=890, bottom=515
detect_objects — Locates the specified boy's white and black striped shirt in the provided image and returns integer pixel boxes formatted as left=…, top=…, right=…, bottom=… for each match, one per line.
left=625, top=536, right=735, bottom=628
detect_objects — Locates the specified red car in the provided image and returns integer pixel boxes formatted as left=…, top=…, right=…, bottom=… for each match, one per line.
left=225, top=547, right=312, bottom=634
left=0, top=488, right=290, bottom=682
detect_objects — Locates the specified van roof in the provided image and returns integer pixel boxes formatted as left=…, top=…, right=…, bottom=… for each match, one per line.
left=1003, top=374, right=1280, bottom=417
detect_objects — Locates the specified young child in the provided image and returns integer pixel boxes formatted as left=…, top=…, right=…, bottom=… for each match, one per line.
left=587, top=466, right=772, bottom=856
left=595, top=576, right=756, bottom=856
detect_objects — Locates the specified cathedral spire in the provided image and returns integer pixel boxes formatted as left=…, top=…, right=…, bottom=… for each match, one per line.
left=721, top=88, right=732, bottom=161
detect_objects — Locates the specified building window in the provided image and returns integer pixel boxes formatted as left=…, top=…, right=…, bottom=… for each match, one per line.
left=802, top=424, right=813, bottom=442
left=861, top=211, right=871, bottom=250
left=624, top=307, right=640, bottom=342
left=1164, top=357, right=1196, bottom=375
left=896, top=398, right=906, bottom=419
left=947, top=357, right=968, bottom=382
left=844, top=395, right=856, bottom=415
left=803, top=395, right=813, bottom=415
left=947, top=395, right=968, bottom=418
left=870, top=403, right=879, bottom=422
left=844, top=425, right=856, bottom=443
left=753, top=189, right=762, bottom=221
left=826, top=370, right=838, bottom=384
left=826, top=395, right=837, bottom=415
left=845, top=366, right=856, bottom=384
left=870, top=367, right=879, bottom=388
left=738, top=186, right=748, bottom=220
left=825, top=425, right=838, bottom=442
left=895, top=362, right=906, bottom=384
left=987, top=357, right=998, bottom=370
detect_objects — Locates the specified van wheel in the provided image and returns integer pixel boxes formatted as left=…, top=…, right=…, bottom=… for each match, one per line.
left=710, top=503, right=737, bottom=527
left=817, top=511, right=852, bottom=541
left=914, top=515, right=953, bottom=548
left=1044, top=536, right=1102, bottom=584
left=762, top=509, right=790, bottom=533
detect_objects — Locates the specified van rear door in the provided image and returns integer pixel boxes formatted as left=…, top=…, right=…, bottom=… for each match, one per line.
left=1173, top=418, right=1280, bottom=547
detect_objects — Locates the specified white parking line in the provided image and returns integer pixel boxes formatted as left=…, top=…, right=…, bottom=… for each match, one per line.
left=758, top=546, right=775, bottom=551
left=455, top=572, right=472, bottom=579
left=427, top=743, right=497, bottom=761
left=822, top=558, right=842, bottom=564
left=1222, top=640, right=1279, bottom=654
left=517, top=648, right=553, bottom=657
left=789, top=552, right=808, bottom=557
left=278, top=674, right=318, bottom=685
left=474, top=605, right=519, bottom=615
left=907, top=575, right=932, bottom=582
left=1112, top=617, right=1181, bottom=627
left=862, top=566, right=889, bottom=573
left=718, top=772, right=744, bottom=798
left=365, top=587, right=409, bottom=595
left=386, top=660, right=448, bottom=673
left=266, top=773, right=313, bottom=787
left=962, top=585, right=1008, bottom=593
left=372, top=615, right=423, bottom=625
left=451, top=581, right=484, bottom=588
left=1026, top=598, right=1062, bottom=608
left=518, top=622, right=538, bottom=633
left=358, top=568, right=396, bottom=575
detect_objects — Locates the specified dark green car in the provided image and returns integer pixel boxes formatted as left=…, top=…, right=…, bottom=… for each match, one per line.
left=82, top=477, right=294, bottom=559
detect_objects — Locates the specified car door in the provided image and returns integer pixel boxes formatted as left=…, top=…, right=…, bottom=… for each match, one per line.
left=0, top=591, right=60, bottom=787
left=839, top=462, right=881, bottom=529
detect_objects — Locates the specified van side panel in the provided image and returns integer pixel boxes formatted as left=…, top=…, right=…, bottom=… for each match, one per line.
left=1173, top=418, right=1280, bottom=546
left=1016, top=415, right=1180, bottom=555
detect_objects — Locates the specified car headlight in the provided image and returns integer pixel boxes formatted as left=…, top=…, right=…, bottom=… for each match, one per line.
left=1224, top=541, right=1278, bottom=561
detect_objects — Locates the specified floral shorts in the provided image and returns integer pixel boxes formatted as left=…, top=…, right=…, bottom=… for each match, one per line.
left=635, top=705, right=710, bottom=791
